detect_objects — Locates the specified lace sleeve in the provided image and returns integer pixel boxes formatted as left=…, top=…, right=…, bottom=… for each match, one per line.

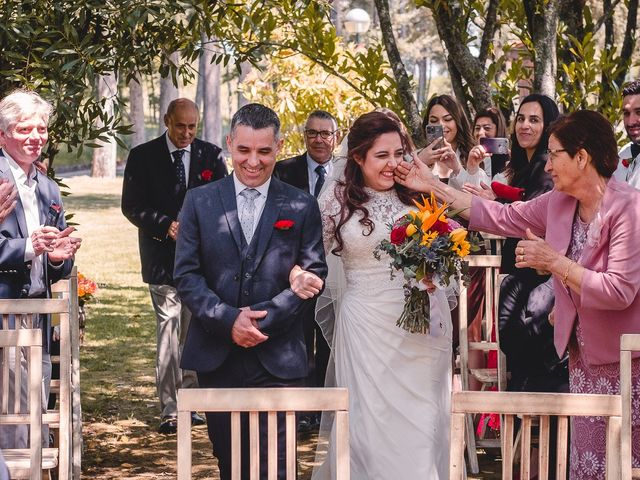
left=317, top=182, right=341, bottom=253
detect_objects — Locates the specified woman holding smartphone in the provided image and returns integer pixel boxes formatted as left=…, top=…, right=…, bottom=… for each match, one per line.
left=466, top=107, right=510, bottom=189
left=417, top=94, right=478, bottom=188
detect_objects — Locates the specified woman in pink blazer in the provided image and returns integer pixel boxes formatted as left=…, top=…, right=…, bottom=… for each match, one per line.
left=397, top=110, right=640, bottom=479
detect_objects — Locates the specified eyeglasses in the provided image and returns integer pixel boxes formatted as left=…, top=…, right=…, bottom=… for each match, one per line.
left=544, top=148, right=567, bottom=157
left=304, top=129, right=338, bottom=139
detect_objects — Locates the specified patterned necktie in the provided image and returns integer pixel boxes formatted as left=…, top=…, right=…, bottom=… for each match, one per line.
left=172, top=149, right=187, bottom=190
left=313, top=165, right=326, bottom=198
left=239, top=188, right=260, bottom=244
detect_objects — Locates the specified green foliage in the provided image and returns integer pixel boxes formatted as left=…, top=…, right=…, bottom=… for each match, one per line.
left=240, top=49, right=373, bottom=157
left=0, top=0, right=197, bottom=165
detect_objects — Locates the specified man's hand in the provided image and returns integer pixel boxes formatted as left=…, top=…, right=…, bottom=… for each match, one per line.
left=231, top=308, right=269, bottom=348
left=31, top=226, right=60, bottom=256
left=168, top=221, right=179, bottom=241
left=48, top=227, right=82, bottom=263
left=289, top=264, right=323, bottom=299
left=0, top=179, right=17, bottom=223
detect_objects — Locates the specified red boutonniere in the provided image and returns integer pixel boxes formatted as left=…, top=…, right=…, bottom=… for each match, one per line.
left=622, top=158, right=631, bottom=168
left=274, top=219, right=295, bottom=230
left=200, top=169, right=213, bottom=181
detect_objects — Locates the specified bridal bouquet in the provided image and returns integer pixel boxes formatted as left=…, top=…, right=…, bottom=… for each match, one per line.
left=374, top=193, right=476, bottom=334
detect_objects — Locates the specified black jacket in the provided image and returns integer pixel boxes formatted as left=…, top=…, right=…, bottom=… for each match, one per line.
left=121, top=134, right=227, bottom=285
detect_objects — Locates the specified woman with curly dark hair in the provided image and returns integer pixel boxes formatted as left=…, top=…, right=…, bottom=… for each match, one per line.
left=310, top=110, right=453, bottom=479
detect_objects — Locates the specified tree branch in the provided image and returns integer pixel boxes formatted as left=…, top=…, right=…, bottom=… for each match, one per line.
left=616, top=0, right=638, bottom=88
left=372, top=0, right=424, bottom=145
left=479, top=0, right=499, bottom=65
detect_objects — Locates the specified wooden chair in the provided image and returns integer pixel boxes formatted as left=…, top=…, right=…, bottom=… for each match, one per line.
left=0, top=298, right=72, bottom=480
left=51, top=268, right=82, bottom=479
left=620, top=334, right=640, bottom=480
left=450, top=390, right=622, bottom=480
left=457, top=254, right=507, bottom=473
left=1, top=328, right=48, bottom=479
left=177, top=387, right=349, bottom=480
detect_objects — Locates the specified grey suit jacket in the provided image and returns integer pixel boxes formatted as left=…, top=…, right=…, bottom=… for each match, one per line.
left=174, top=175, right=327, bottom=378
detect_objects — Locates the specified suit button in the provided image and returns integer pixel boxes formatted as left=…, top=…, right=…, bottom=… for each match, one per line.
left=244, top=273, right=251, bottom=279
left=234, top=274, right=239, bottom=281
left=26, top=264, right=31, bottom=270
left=246, top=255, right=253, bottom=261
left=243, top=290, right=249, bottom=296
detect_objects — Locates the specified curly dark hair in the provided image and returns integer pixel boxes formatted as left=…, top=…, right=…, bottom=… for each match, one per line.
left=332, top=111, right=416, bottom=255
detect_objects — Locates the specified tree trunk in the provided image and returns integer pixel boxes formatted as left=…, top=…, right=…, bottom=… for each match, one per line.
left=158, top=52, right=180, bottom=136
left=128, top=76, right=146, bottom=148
left=372, top=0, right=424, bottom=145
left=429, top=2, right=493, bottom=112
left=195, top=50, right=205, bottom=112
left=529, top=0, right=561, bottom=98
left=417, top=56, right=427, bottom=110
left=615, top=0, right=639, bottom=88
left=237, top=61, right=251, bottom=109
left=91, top=73, right=118, bottom=178
left=201, top=33, right=222, bottom=145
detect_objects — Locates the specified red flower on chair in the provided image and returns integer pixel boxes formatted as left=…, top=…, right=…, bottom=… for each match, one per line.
left=274, top=220, right=295, bottom=230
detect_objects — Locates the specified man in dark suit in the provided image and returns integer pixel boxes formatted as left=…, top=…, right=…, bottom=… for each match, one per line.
left=0, top=89, right=80, bottom=448
left=121, top=98, right=227, bottom=434
left=175, top=103, right=327, bottom=479
left=274, top=110, right=339, bottom=430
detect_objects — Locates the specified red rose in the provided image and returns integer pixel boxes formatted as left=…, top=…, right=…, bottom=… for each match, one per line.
left=201, top=169, right=213, bottom=181
left=274, top=219, right=295, bottom=230
left=622, top=158, right=631, bottom=168
left=431, top=220, right=449, bottom=234
left=390, top=226, right=407, bottom=245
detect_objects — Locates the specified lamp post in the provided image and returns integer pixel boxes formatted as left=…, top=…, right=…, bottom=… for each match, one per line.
left=344, top=8, right=371, bottom=45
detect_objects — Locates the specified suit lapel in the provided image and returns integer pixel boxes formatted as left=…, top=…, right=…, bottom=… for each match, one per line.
left=219, top=176, right=244, bottom=252
left=296, top=154, right=310, bottom=193
left=188, top=139, right=202, bottom=188
left=252, top=178, right=286, bottom=267
left=0, top=155, right=28, bottom=236
left=35, top=172, right=50, bottom=225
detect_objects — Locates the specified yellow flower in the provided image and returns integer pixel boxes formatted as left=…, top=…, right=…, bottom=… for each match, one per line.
left=449, top=227, right=468, bottom=244
left=406, top=223, right=418, bottom=237
left=420, top=231, right=438, bottom=247
left=453, top=240, right=471, bottom=257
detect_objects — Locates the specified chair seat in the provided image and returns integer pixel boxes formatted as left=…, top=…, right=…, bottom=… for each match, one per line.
left=4, top=447, right=59, bottom=476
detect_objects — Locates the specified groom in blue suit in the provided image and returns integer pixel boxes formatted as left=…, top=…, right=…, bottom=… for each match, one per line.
left=174, top=103, right=327, bottom=479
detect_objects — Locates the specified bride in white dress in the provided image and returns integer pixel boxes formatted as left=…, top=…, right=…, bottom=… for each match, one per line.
left=309, top=111, right=453, bottom=479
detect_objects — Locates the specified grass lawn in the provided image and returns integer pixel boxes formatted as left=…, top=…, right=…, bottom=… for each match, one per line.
left=64, top=174, right=500, bottom=479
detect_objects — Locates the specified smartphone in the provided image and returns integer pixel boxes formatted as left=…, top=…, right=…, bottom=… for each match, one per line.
left=480, top=137, right=509, bottom=155
left=425, top=124, right=444, bottom=148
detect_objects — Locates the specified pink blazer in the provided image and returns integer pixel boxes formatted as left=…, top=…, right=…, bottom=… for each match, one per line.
left=470, top=177, right=640, bottom=365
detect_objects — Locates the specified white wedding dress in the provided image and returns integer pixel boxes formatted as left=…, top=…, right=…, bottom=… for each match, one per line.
left=313, top=185, right=453, bottom=480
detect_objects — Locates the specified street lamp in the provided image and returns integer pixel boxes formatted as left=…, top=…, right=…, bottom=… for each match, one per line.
left=344, top=8, right=371, bottom=44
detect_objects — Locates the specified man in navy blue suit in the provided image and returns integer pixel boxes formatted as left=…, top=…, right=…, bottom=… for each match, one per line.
left=175, top=103, right=327, bottom=479
left=0, top=89, right=80, bottom=448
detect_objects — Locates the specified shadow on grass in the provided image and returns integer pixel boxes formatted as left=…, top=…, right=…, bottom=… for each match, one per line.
left=64, top=193, right=121, bottom=211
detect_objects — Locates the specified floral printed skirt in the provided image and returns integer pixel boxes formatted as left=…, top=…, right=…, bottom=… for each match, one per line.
left=569, top=324, right=640, bottom=479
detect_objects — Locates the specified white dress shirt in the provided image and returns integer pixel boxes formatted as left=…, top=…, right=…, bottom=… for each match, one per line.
left=614, top=142, right=640, bottom=190
left=5, top=154, right=45, bottom=296
left=166, top=134, right=191, bottom=181
left=233, top=173, right=271, bottom=238
left=306, top=154, right=334, bottom=194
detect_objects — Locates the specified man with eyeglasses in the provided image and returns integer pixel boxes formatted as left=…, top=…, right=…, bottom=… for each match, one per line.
left=614, top=79, right=640, bottom=189
left=274, top=109, right=339, bottom=433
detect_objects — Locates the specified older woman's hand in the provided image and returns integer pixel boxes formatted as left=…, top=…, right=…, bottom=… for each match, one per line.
left=394, top=154, right=440, bottom=192
left=467, top=145, right=491, bottom=175
left=514, top=228, right=560, bottom=271
left=462, top=181, right=497, bottom=200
